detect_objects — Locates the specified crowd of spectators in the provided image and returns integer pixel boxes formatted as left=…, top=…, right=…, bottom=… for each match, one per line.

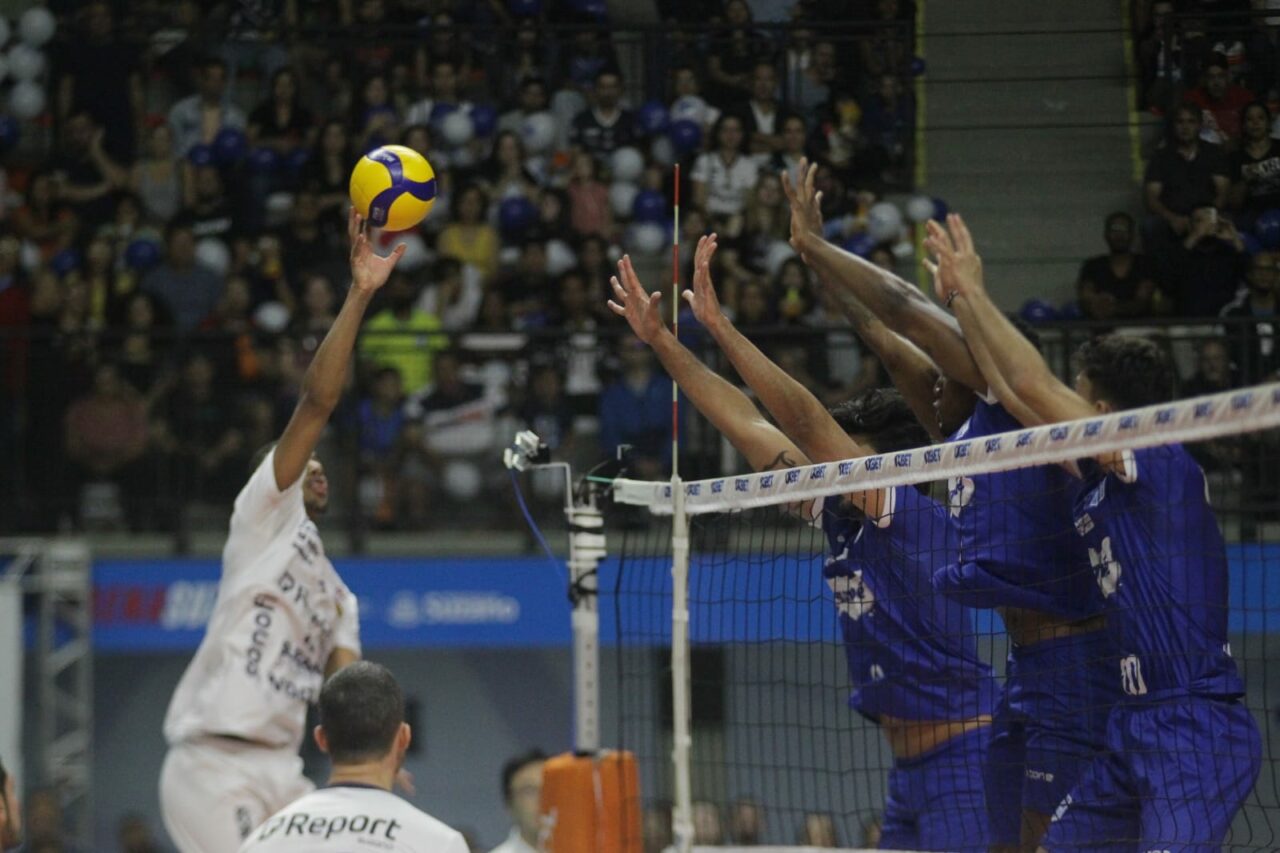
left=1070, top=0, right=1279, bottom=380
left=0, top=0, right=919, bottom=534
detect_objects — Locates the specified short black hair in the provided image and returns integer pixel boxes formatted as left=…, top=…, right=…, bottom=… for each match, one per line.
left=501, top=748, right=548, bottom=803
left=1104, top=211, right=1133, bottom=231
left=1074, top=334, right=1175, bottom=409
left=318, top=661, right=405, bottom=764
left=828, top=388, right=929, bottom=453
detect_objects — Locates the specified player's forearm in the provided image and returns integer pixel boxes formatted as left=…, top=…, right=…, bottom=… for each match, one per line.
left=650, top=330, right=789, bottom=470
left=301, top=288, right=374, bottom=411
left=832, top=292, right=944, bottom=439
left=950, top=291, right=1049, bottom=425
left=803, top=236, right=987, bottom=391
left=705, top=317, right=829, bottom=449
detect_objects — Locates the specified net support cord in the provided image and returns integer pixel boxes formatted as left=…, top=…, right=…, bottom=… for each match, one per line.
left=614, top=381, right=1280, bottom=514
left=670, top=480, right=695, bottom=853
left=567, top=495, right=605, bottom=754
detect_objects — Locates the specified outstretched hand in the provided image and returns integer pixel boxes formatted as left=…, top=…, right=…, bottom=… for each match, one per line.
left=348, top=207, right=408, bottom=295
left=684, top=234, right=727, bottom=331
left=923, top=213, right=986, bottom=304
left=608, top=255, right=666, bottom=344
left=780, top=158, right=823, bottom=253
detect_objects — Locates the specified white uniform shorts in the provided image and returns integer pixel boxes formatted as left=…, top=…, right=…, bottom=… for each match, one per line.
left=160, top=737, right=314, bottom=853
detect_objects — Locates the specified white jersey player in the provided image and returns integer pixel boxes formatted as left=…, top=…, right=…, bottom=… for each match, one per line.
left=160, top=210, right=410, bottom=853
left=239, top=662, right=468, bottom=853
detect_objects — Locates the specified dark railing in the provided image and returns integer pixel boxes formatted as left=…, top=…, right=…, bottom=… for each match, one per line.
left=1, top=318, right=1273, bottom=551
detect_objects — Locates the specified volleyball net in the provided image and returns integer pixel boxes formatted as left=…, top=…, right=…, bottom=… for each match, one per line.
left=605, top=381, right=1280, bottom=851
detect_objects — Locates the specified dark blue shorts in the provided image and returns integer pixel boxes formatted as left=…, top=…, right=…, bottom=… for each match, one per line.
left=880, top=725, right=991, bottom=852
left=1041, top=696, right=1261, bottom=852
left=985, top=630, right=1121, bottom=845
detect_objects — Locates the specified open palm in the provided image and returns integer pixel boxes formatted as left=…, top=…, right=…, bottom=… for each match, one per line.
left=607, top=255, right=665, bottom=344
left=348, top=207, right=408, bottom=294
left=683, top=234, right=725, bottom=330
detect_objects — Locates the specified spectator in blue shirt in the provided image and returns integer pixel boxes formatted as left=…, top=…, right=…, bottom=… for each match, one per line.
left=599, top=335, right=677, bottom=478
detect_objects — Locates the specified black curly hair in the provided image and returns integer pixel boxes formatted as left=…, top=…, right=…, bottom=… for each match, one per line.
left=1074, top=334, right=1175, bottom=410
left=828, top=387, right=929, bottom=453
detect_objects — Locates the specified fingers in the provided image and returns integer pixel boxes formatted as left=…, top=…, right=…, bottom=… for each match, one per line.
left=804, top=161, right=817, bottom=200
left=389, top=243, right=407, bottom=263
left=780, top=167, right=796, bottom=202
left=949, top=213, right=975, bottom=255
left=682, top=288, right=695, bottom=304
left=610, top=276, right=627, bottom=303
left=347, top=207, right=359, bottom=243
left=607, top=300, right=626, bottom=316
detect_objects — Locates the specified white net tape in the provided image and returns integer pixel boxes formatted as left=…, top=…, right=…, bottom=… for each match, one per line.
left=613, top=381, right=1280, bottom=515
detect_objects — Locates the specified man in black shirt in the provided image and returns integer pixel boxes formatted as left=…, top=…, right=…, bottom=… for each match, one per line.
left=1220, top=250, right=1278, bottom=384
left=1143, top=104, right=1230, bottom=282
left=569, top=68, right=638, bottom=164
left=1077, top=211, right=1158, bottom=320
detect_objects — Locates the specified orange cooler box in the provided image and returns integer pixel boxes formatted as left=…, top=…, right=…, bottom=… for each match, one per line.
left=539, top=750, right=642, bottom=853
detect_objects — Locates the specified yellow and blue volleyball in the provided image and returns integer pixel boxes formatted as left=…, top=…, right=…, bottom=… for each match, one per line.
left=348, top=144, right=437, bottom=231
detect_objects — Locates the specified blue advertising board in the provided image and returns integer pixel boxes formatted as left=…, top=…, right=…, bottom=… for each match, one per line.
left=87, top=545, right=1280, bottom=652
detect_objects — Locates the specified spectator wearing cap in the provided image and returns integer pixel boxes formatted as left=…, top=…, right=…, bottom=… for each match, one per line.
left=1143, top=104, right=1230, bottom=285
left=1185, top=55, right=1254, bottom=149
left=168, top=55, right=247, bottom=159
left=570, top=69, right=639, bottom=165
left=1077, top=212, right=1159, bottom=321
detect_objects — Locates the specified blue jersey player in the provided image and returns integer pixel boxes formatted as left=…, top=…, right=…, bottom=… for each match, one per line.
left=609, top=237, right=996, bottom=851
left=928, top=213, right=1261, bottom=851
left=785, top=160, right=1120, bottom=850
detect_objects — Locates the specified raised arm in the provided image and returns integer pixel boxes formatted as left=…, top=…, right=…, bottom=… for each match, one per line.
left=924, top=214, right=1094, bottom=429
left=608, top=244, right=806, bottom=473
left=273, top=209, right=407, bottom=490
left=819, top=285, right=945, bottom=441
left=682, top=235, right=886, bottom=517
left=782, top=160, right=987, bottom=395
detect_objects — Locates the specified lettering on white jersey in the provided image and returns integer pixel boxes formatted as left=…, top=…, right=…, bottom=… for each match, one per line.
left=1121, top=654, right=1148, bottom=697
left=1088, top=536, right=1122, bottom=598
left=947, top=476, right=974, bottom=517
left=255, top=812, right=403, bottom=843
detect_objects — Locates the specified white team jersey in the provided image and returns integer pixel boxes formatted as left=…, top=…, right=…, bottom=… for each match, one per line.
left=238, top=785, right=469, bottom=853
left=164, top=449, right=361, bottom=750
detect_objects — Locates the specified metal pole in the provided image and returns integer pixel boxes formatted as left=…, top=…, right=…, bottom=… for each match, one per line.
left=669, top=482, right=693, bottom=853
left=567, top=494, right=606, bottom=754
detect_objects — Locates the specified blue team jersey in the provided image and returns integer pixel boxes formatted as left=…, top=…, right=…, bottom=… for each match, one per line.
left=1073, top=444, right=1244, bottom=701
left=934, top=398, right=1102, bottom=620
left=821, top=485, right=997, bottom=722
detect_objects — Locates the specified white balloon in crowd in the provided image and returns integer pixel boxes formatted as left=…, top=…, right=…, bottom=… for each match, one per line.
left=650, top=135, right=676, bottom=167
left=764, top=240, right=797, bottom=277
left=498, top=245, right=521, bottom=267
left=866, top=201, right=904, bottom=243
left=394, top=232, right=431, bottom=271
left=518, top=111, right=557, bottom=155
left=194, top=237, right=230, bottom=276
left=18, top=7, right=55, bottom=47
left=609, top=146, right=644, bottom=183
left=7, top=44, right=43, bottom=81
left=443, top=460, right=483, bottom=500
left=253, top=301, right=290, bottom=333
left=609, top=181, right=639, bottom=219
left=0, top=17, right=10, bottom=48
left=905, top=194, right=935, bottom=224
left=627, top=222, right=666, bottom=256
left=8, top=80, right=43, bottom=118
left=545, top=238, right=578, bottom=276
left=440, top=110, right=474, bottom=147
left=670, top=95, right=709, bottom=127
